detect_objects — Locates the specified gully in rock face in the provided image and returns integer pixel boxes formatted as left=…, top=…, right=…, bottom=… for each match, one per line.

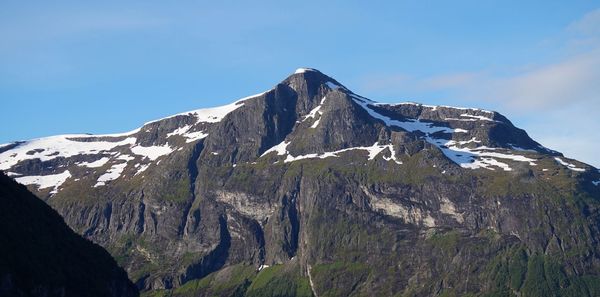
left=2, top=68, right=600, bottom=296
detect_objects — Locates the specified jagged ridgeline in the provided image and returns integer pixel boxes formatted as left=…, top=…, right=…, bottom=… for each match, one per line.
left=1, top=68, right=600, bottom=296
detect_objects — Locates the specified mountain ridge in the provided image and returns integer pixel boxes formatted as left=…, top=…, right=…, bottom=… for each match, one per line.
left=2, top=68, right=600, bottom=296
left=2, top=67, right=588, bottom=191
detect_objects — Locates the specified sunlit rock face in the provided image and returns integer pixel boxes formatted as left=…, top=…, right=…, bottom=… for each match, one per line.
left=2, top=68, right=600, bottom=296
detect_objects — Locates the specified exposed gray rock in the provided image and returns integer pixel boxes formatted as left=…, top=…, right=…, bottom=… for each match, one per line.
left=2, top=68, right=600, bottom=296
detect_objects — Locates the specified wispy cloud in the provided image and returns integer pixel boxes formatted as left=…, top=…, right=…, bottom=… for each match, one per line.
left=567, top=8, right=600, bottom=36
left=485, top=50, right=600, bottom=110
left=357, top=8, right=600, bottom=166
left=360, top=51, right=600, bottom=113
left=360, top=8, right=600, bottom=113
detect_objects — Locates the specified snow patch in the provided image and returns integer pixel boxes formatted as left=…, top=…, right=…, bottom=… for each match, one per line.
left=131, top=145, right=173, bottom=161
left=94, top=155, right=135, bottom=187
left=167, top=125, right=192, bottom=137
left=554, top=157, right=586, bottom=172
left=459, top=114, right=497, bottom=122
left=262, top=141, right=402, bottom=164
left=146, top=90, right=270, bottom=125
left=352, top=96, right=537, bottom=171
left=433, top=137, right=537, bottom=171
left=465, top=157, right=512, bottom=171
left=77, top=157, right=110, bottom=168
left=91, top=127, right=141, bottom=138
left=117, top=154, right=135, bottom=162
left=193, top=101, right=245, bottom=123
left=133, top=163, right=150, bottom=176
left=167, top=125, right=209, bottom=143
left=0, top=136, right=136, bottom=171
left=15, top=170, right=71, bottom=194
left=382, top=144, right=403, bottom=165
left=310, top=118, right=321, bottom=129
left=303, top=97, right=327, bottom=129
left=95, top=163, right=128, bottom=187
left=304, top=97, right=326, bottom=120
left=444, top=138, right=481, bottom=146
left=261, top=141, right=290, bottom=157
left=294, top=68, right=318, bottom=74
left=352, top=96, right=463, bottom=135
left=185, top=131, right=208, bottom=143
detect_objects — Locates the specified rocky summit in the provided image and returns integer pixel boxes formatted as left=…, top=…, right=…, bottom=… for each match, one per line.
left=2, top=68, right=600, bottom=296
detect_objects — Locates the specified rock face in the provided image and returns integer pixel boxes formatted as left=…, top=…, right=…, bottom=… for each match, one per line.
left=2, top=68, right=600, bottom=296
left=0, top=172, right=138, bottom=297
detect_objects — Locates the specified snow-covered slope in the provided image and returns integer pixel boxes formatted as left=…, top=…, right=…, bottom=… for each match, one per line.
left=0, top=68, right=596, bottom=196
left=0, top=90, right=269, bottom=194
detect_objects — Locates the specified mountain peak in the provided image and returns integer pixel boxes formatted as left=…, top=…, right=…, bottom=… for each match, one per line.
left=293, top=67, right=321, bottom=74
left=3, top=68, right=600, bottom=295
left=2, top=68, right=595, bottom=199
left=284, top=67, right=348, bottom=100
left=288, top=67, right=335, bottom=83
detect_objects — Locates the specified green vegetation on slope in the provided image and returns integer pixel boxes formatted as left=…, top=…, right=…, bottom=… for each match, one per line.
left=486, top=246, right=600, bottom=297
left=142, top=263, right=313, bottom=297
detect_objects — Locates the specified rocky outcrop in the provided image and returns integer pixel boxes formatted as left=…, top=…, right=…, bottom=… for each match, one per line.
left=2, top=68, right=600, bottom=296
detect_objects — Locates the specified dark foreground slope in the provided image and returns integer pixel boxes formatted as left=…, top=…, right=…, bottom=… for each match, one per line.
left=2, top=68, right=600, bottom=296
left=0, top=172, right=139, bottom=297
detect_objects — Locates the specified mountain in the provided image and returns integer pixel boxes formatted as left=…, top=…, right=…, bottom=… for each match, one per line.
left=2, top=68, right=600, bottom=296
left=0, top=172, right=138, bottom=297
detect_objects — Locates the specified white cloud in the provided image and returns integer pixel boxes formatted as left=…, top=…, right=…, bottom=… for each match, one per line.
left=360, top=49, right=600, bottom=112
left=475, top=49, right=600, bottom=110
left=567, top=8, right=600, bottom=36
left=357, top=8, right=600, bottom=167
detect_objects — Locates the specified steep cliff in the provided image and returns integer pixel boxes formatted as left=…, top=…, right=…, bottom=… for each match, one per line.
left=2, top=68, right=600, bottom=296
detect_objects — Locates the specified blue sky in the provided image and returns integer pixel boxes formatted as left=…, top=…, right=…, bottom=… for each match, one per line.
left=1, top=1, right=599, bottom=167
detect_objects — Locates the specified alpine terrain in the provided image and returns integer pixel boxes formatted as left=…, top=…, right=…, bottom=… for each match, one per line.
left=2, top=68, right=600, bottom=296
